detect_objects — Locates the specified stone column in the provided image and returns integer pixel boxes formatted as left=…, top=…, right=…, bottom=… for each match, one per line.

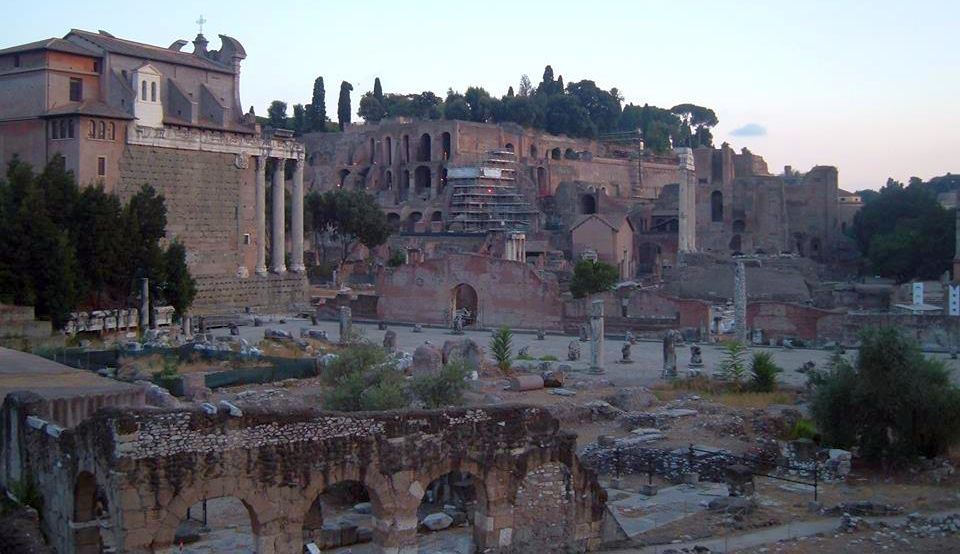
left=255, top=155, right=268, bottom=276
left=138, top=278, right=149, bottom=331
left=430, top=168, right=439, bottom=199
left=339, top=306, right=353, bottom=344
left=589, top=299, right=605, bottom=374
left=734, top=261, right=747, bottom=343
left=290, top=158, right=305, bottom=272
left=271, top=159, right=286, bottom=273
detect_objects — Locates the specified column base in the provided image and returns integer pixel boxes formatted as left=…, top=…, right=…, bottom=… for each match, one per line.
left=271, top=266, right=287, bottom=274
left=255, top=267, right=268, bottom=277
left=289, top=264, right=306, bottom=273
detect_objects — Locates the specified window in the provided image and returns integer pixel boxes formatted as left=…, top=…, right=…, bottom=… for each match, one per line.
left=88, top=120, right=96, bottom=138
left=59, top=119, right=67, bottom=139
left=69, top=78, right=83, bottom=102
left=98, top=121, right=105, bottom=140
left=97, top=157, right=106, bottom=178
left=109, top=122, right=116, bottom=141
left=93, top=60, right=100, bottom=73
left=51, top=121, right=59, bottom=139
left=243, top=233, right=251, bottom=245
left=67, top=119, right=74, bottom=138
left=710, top=190, right=723, bottom=222
left=150, top=81, right=156, bottom=102
left=141, top=80, right=147, bottom=101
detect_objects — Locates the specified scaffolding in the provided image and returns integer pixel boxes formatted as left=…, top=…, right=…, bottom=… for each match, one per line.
left=447, top=149, right=538, bottom=234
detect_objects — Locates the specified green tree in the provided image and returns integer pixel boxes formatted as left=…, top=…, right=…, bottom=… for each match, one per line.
left=305, top=189, right=391, bottom=266
left=358, top=93, right=386, bottom=123
left=544, top=94, right=594, bottom=137
left=812, top=328, right=960, bottom=466
left=292, top=103, right=305, bottom=134
left=851, top=179, right=955, bottom=281
left=567, top=80, right=622, bottom=134
left=671, top=103, right=718, bottom=148
left=411, top=361, right=468, bottom=408
left=464, top=86, right=495, bottom=123
left=267, top=100, right=288, bottom=128
left=73, top=185, right=124, bottom=304
left=750, top=351, right=781, bottom=392
left=308, top=76, right=326, bottom=132
left=443, top=93, right=472, bottom=121
left=159, top=241, right=196, bottom=321
left=373, top=77, right=383, bottom=103
left=569, top=259, right=619, bottom=298
left=489, top=327, right=513, bottom=372
left=518, top=74, right=533, bottom=97
left=719, top=340, right=749, bottom=387
left=337, top=81, right=353, bottom=131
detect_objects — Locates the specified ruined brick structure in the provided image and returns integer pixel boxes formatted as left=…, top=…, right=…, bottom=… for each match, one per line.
left=1, top=396, right=605, bottom=554
left=0, top=30, right=308, bottom=315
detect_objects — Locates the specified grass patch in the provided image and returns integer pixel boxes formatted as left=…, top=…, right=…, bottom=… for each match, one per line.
left=651, top=375, right=795, bottom=408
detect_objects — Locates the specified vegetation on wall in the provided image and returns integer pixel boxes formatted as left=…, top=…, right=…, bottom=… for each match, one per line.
left=0, top=156, right=195, bottom=327
left=569, top=259, right=619, bottom=298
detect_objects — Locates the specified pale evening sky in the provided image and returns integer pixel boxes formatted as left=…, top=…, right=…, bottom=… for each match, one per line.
left=5, top=0, right=958, bottom=190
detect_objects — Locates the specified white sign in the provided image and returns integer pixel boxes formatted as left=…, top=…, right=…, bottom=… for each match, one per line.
left=950, top=285, right=960, bottom=316
left=912, top=282, right=924, bottom=305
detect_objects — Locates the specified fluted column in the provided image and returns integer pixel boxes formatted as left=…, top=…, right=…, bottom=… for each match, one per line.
left=271, top=159, right=286, bottom=273
left=290, top=158, right=305, bottom=272
left=255, top=155, right=268, bottom=276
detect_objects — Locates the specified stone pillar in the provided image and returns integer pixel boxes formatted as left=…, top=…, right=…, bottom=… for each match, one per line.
left=430, top=168, right=439, bottom=199
left=138, top=278, right=149, bottom=331
left=255, top=155, right=268, bottom=276
left=290, top=158, right=305, bottom=272
left=589, top=299, right=605, bottom=374
left=339, top=306, right=353, bottom=344
left=734, top=261, right=747, bottom=343
left=271, top=159, right=286, bottom=273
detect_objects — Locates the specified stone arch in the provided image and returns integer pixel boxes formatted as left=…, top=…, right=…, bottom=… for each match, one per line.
left=338, top=169, right=350, bottom=188
left=732, top=219, right=746, bottom=233
left=504, top=142, right=514, bottom=152
left=149, top=488, right=264, bottom=551
left=551, top=147, right=561, bottom=160
left=301, top=479, right=374, bottom=550
left=431, top=210, right=443, bottom=222
left=414, top=165, right=431, bottom=197
left=417, top=133, right=432, bottom=162
left=537, top=167, right=548, bottom=196
left=512, top=462, right=575, bottom=550
left=387, top=212, right=401, bottom=230
left=564, top=147, right=577, bottom=160
left=385, top=169, right=393, bottom=190
left=579, top=194, right=597, bottom=215
left=530, top=144, right=538, bottom=159
left=408, top=211, right=423, bottom=233
left=74, top=471, right=104, bottom=554
left=729, top=234, right=742, bottom=252
left=385, top=136, right=393, bottom=164
left=451, top=283, right=478, bottom=325
left=441, top=131, right=451, bottom=160
left=711, top=190, right=723, bottom=222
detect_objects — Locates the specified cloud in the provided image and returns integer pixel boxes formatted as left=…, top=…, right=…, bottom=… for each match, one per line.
left=730, top=123, right=767, bottom=137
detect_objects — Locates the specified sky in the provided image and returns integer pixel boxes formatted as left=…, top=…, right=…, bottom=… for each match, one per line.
left=5, top=0, right=958, bottom=190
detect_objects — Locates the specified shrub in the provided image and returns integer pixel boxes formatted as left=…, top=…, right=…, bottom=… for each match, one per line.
left=322, top=344, right=391, bottom=386
left=411, top=361, right=469, bottom=408
left=570, top=259, right=619, bottom=298
left=540, top=354, right=559, bottom=362
left=811, top=327, right=960, bottom=466
left=750, top=351, right=781, bottom=392
left=387, top=248, right=406, bottom=267
left=489, top=327, right=513, bottom=372
left=785, top=419, right=818, bottom=441
left=719, top=340, right=748, bottom=386
left=359, top=379, right=407, bottom=411
left=322, top=371, right=368, bottom=411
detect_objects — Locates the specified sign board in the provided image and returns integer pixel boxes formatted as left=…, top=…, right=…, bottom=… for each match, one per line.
left=912, top=282, right=924, bottom=305
left=950, top=285, right=960, bottom=316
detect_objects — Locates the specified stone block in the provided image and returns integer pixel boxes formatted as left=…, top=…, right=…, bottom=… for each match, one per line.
left=507, top=375, right=544, bottom=391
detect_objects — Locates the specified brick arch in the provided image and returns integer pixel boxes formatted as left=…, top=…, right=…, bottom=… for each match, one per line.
left=413, top=459, right=506, bottom=550
left=146, top=481, right=278, bottom=551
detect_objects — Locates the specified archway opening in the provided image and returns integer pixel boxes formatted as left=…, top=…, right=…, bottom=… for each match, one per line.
left=385, top=170, right=393, bottom=190
left=302, top=480, right=374, bottom=552
left=408, top=211, right=423, bottom=233
left=418, top=133, right=432, bottom=162
left=710, top=190, right=723, bottom=222
left=338, top=169, right=350, bottom=188
left=417, top=471, right=479, bottom=554
left=729, top=234, right=742, bottom=253
left=74, top=471, right=110, bottom=554
left=441, top=132, right=451, bottom=160
left=504, top=142, right=514, bottom=152
left=387, top=212, right=401, bottom=231
left=530, top=144, right=538, bottom=159
left=403, top=134, right=410, bottom=162
left=550, top=148, right=561, bottom=160
left=415, top=166, right=431, bottom=197
left=432, top=210, right=443, bottom=222
left=385, top=136, right=393, bottom=164
left=564, top=148, right=577, bottom=160
left=167, top=496, right=257, bottom=553
left=451, top=283, right=478, bottom=326
left=580, top=194, right=596, bottom=215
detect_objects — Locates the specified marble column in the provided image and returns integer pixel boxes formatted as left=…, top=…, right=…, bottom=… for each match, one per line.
left=734, top=261, right=747, bottom=343
left=290, top=158, right=305, bottom=272
left=271, top=159, right=286, bottom=273
left=254, top=155, right=268, bottom=276
left=589, top=299, right=605, bottom=374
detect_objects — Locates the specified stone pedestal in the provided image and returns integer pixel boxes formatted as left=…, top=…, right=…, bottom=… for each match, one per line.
left=339, top=307, right=352, bottom=344
left=589, top=300, right=605, bottom=374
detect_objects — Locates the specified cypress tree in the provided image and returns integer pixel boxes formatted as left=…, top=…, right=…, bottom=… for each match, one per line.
left=373, top=77, right=383, bottom=103
left=310, top=76, right=326, bottom=132
left=337, top=81, right=353, bottom=131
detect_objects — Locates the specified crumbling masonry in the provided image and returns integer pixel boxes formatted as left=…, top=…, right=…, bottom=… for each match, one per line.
left=1, top=396, right=605, bottom=553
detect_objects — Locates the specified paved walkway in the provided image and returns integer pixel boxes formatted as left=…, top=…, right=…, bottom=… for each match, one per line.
left=606, top=509, right=960, bottom=553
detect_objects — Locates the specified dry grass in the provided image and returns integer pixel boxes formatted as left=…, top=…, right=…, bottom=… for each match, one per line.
left=651, top=375, right=795, bottom=408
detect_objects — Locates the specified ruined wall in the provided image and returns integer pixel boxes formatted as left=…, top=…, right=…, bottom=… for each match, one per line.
left=3, top=400, right=605, bottom=554
left=377, top=254, right=564, bottom=330
left=747, top=302, right=844, bottom=343
left=563, top=290, right=711, bottom=335
left=191, top=273, right=307, bottom=314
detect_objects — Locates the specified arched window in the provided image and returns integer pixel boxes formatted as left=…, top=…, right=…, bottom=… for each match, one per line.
left=530, top=144, right=538, bottom=158
left=710, top=190, right=723, bottom=222
left=150, top=81, right=156, bottom=102
left=88, top=120, right=96, bottom=138
left=50, top=121, right=59, bottom=139
left=109, top=122, right=116, bottom=141
left=98, top=121, right=106, bottom=139
left=67, top=119, right=74, bottom=138
left=580, top=194, right=596, bottom=215
left=141, top=80, right=147, bottom=101
left=551, top=148, right=561, bottom=160
left=59, top=120, right=67, bottom=138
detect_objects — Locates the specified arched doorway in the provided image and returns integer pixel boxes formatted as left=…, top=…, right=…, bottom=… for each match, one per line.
left=550, top=148, right=561, bottom=160
left=504, top=142, right=514, bottom=152
left=438, top=166, right=448, bottom=195
left=408, top=212, right=423, bottom=233
left=417, top=471, right=480, bottom=553
left=74, top=471, right=108, bottom=554
left=579, top=194, right=596, bottom=215
left=403, top=134, right=410, bottom=162
left=729, top=234, right=742, bottom=253
left=167, top=496, right=257, bottom=553
left=711, top=190, right=723, bottom=222
left=338, top=169, right=350, bottom=188
left=385, top=136, right=393, bottom=164
left=530, top=144, right=538, bottom=159
left=302, top=480, right=374, bottom=552
left=451, top=283, right=478, bottom=326
left=441, top=132, right=452, bottom=160
left=418, top=133, right=432, bottom=162
left=387, top=212, right=401, bottom=231
left=414, top=166, right=431, bottom=197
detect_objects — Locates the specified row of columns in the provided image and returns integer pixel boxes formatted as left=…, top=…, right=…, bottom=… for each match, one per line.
left=254, top=155, right=304, bottom=275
